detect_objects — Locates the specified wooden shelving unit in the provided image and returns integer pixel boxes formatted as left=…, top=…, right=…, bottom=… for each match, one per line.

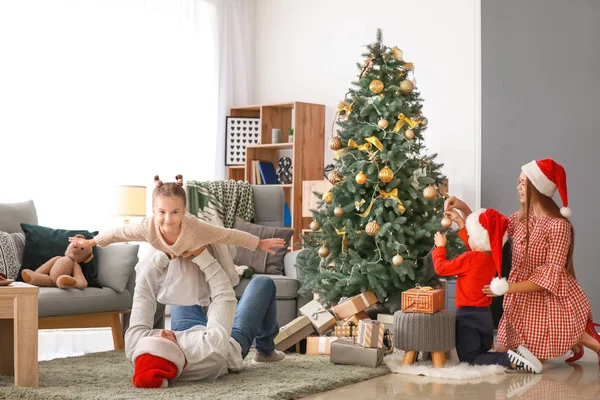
left=227, top=101, right=325, bottom=250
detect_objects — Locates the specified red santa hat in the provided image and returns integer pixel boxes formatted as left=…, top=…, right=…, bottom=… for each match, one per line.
left=521, top=159, right=571, bottom=217
left=131, top=336, right=186, bottom=388
left=465, top=208, right=510, bottom=296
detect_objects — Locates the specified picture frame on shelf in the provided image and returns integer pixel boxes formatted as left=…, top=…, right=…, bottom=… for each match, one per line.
left=225, top=116, right=260, bottom=166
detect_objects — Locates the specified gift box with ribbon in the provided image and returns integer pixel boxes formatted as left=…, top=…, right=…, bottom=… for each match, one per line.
left=274, top=316, right=316, bottom=351
left=330, top=291, right=378, bottom=320
left=357, top=319, right=385, bottom=348
left=299, top=300, right=336, bottom=335
left=401, top=284, right=444, bottom=314
left=334, top=321, right=358, bottom=338
left=330, top=338, right=384, bottom=368
left=343, top=311, right=370, bottom=327
left=306, top=336, right=339, bottom=355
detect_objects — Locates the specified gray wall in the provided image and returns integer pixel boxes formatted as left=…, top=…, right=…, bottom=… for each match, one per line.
left=482, top=0, right=600, bottom=314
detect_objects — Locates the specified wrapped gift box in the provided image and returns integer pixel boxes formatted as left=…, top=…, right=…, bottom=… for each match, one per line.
left=299, top=300, right=336, bottom=335
left=330, top=338, right=384, bottom=368
left=376, top=313, right=394, bottom=331
left=330, top=291, right=378, bottom=320
left=401, top=287, right=444, bottom=314
left=343, top=311, right=370, bottom=327
left=357, top=319, right=385, bottom=348
left=306, top=336, right=339, bottom=355
left=334, top=322, right=358, bottom=338
left=274, top=316, right=316, bottom=351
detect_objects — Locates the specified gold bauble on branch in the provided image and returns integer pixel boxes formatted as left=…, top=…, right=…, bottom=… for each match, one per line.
left=318, top=246, right=330, bottom=258
left=355, top=171, right=367, bottom=185
left=334, top=205, right=344, bottom=217
left=366, top=221, right=380, bottom=236
left=423, top=185, right=438, bottom=201
left=391, top=47, right=404, bottom=61
left=323, top=191, right=333, bottom=204
left=399, top=79, right=414, bottom=94
left=441, top=216, right=453, bottom=229
left=369, top=79, right=384, bottom=94
left=392, top=254, right=404, bottom=266
left=328, top=170, right=342, bottom=185
left=378, top=118, right=389, bottom=129
left=421, top=117, right=429, bottom=127
left=329, top=136, right=342, bottom=151
left=404, top=129, right=415, bottom=140
left=378, top=166, right=394, bottom=183
left=310, top=220, right=321, bottom=231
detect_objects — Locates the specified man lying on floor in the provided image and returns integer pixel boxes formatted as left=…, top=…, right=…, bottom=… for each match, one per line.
left=125, top=246, right=285, bottom=388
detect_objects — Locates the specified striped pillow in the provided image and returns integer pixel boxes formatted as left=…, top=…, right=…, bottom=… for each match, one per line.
left=0, top=231, right=25, bottom=280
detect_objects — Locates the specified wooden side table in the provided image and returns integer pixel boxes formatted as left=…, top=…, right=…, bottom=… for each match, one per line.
left=0, top=282, right=39, bottom=387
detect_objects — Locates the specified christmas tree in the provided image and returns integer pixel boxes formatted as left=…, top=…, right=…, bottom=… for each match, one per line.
left=297, top=30, right=464, bottom=305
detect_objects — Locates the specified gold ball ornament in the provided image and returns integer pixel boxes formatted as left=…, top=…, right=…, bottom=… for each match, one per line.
left=310, top=220, right=321, bottom=231
left=355, top=171, right=367, bottom=185
left=421, top=117, right=428, bottom=127
left=328, top=170, right=342, bottom=185
left=334, top=206, right=344, bottom=217
left=378, top=119, right=389, bottom=129
left=366, top=221, right=380, bottom=236
left=329, top=136, right=342, bottom=151
left=323, top=192, right=333, bottom=204
left=392, top=254, right=404, bottom=266
left=399, top=80, right=414, bottom=94
left=369, top=79, right=384, bottom=94
left=404, top=129, right=415, bottom=140
left=423, top=185, right=438, bottom=201
left=378, top=166, right=394, bottom=183
left=441, top=216, right=453, bottom=229
left=391, top=47, right=404, bottom=61
left=318, top=246, right=330, bottom=258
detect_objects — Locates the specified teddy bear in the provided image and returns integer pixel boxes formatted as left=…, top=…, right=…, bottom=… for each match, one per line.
left=21, top=234, right=92, bottom=289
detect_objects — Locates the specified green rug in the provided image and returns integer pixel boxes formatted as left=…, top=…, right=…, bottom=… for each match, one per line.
left=0, top=350, right=389, bottom=400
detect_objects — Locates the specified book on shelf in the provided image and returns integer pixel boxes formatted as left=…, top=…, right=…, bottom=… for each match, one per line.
left=257, top=161, right=279, bottom=185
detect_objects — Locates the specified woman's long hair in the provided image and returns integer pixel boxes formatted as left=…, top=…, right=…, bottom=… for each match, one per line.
left=519, top=177, right=575, bottom=278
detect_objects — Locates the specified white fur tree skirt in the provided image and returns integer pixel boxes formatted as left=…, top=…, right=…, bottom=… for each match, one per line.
left=385, top=350, right=507, bottom=382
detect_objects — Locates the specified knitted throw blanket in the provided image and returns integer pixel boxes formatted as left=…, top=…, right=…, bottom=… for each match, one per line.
left=186, top=180, right=255, bottom=228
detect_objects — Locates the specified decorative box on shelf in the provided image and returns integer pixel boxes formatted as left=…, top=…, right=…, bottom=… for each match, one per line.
left=401, top=287, right=444, bottom=314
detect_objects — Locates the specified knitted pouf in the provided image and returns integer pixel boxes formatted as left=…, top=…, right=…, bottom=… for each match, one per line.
left=393, top=310, right=456, bottom=367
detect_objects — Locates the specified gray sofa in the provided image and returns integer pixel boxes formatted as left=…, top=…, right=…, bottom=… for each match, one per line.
left=0, top=186, right=309, bottom=348
left=0, top=200, right=142, bottom=350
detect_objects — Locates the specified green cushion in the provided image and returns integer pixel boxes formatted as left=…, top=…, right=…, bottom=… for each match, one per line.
left=18, top=223, right=101, bottom=288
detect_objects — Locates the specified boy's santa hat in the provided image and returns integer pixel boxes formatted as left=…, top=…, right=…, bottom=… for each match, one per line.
left=132, top=336, right=186, bottom=388
left=521, top=158, right=571, bottom=217
left=465, top=208, right=510, bottom=296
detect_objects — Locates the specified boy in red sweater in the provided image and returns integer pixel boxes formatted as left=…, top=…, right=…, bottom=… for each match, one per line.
left=433, top=208, right=542, bottom=373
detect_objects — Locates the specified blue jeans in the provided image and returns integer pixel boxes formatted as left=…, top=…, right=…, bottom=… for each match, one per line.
left=170, top=276, right=279, bottom=359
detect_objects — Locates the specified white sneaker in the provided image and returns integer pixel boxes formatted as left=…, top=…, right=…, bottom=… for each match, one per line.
left=516, top=345, right=543, bottom=373
left=252, top=350, right=286, bottom=363
left=507, top=347, right=542, bottom=374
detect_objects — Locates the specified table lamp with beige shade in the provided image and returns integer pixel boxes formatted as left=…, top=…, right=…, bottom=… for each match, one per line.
left=113, top=185, right=147, bottom=225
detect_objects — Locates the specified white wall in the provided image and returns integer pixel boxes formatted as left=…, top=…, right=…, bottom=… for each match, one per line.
left=251, top=0, right=480, bottom=208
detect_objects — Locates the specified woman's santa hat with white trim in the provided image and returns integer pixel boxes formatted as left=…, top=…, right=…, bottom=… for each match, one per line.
left=465, top=208, right=510, bottom=296
left=521, top=158, right=571, bottom=217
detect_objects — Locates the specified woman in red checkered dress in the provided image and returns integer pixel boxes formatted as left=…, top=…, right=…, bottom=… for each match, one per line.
left=446, top=159, right=600, bottom=362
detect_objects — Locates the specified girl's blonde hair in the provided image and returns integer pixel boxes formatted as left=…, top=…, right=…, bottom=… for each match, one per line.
left=152, top=175, right=186, bottom=206
left=519, top=177, right=575, bottom=278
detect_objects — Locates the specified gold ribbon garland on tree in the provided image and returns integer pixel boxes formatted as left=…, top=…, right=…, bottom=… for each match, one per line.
left=347, top=136, right=384, bottom=152
left=358, top=188, right=406, bottom=217
left=392, top=113, right=421, bottom=133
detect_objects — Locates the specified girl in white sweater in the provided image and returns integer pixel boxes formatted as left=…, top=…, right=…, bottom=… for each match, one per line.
left=69, top=175, right=285, bottom=304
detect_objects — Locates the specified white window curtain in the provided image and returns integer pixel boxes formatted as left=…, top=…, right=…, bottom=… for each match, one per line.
left=0, top=0, right=229, bottom=231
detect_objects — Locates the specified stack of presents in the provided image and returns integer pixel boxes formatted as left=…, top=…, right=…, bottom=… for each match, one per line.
left=274, top=285, right=445, bottom=368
